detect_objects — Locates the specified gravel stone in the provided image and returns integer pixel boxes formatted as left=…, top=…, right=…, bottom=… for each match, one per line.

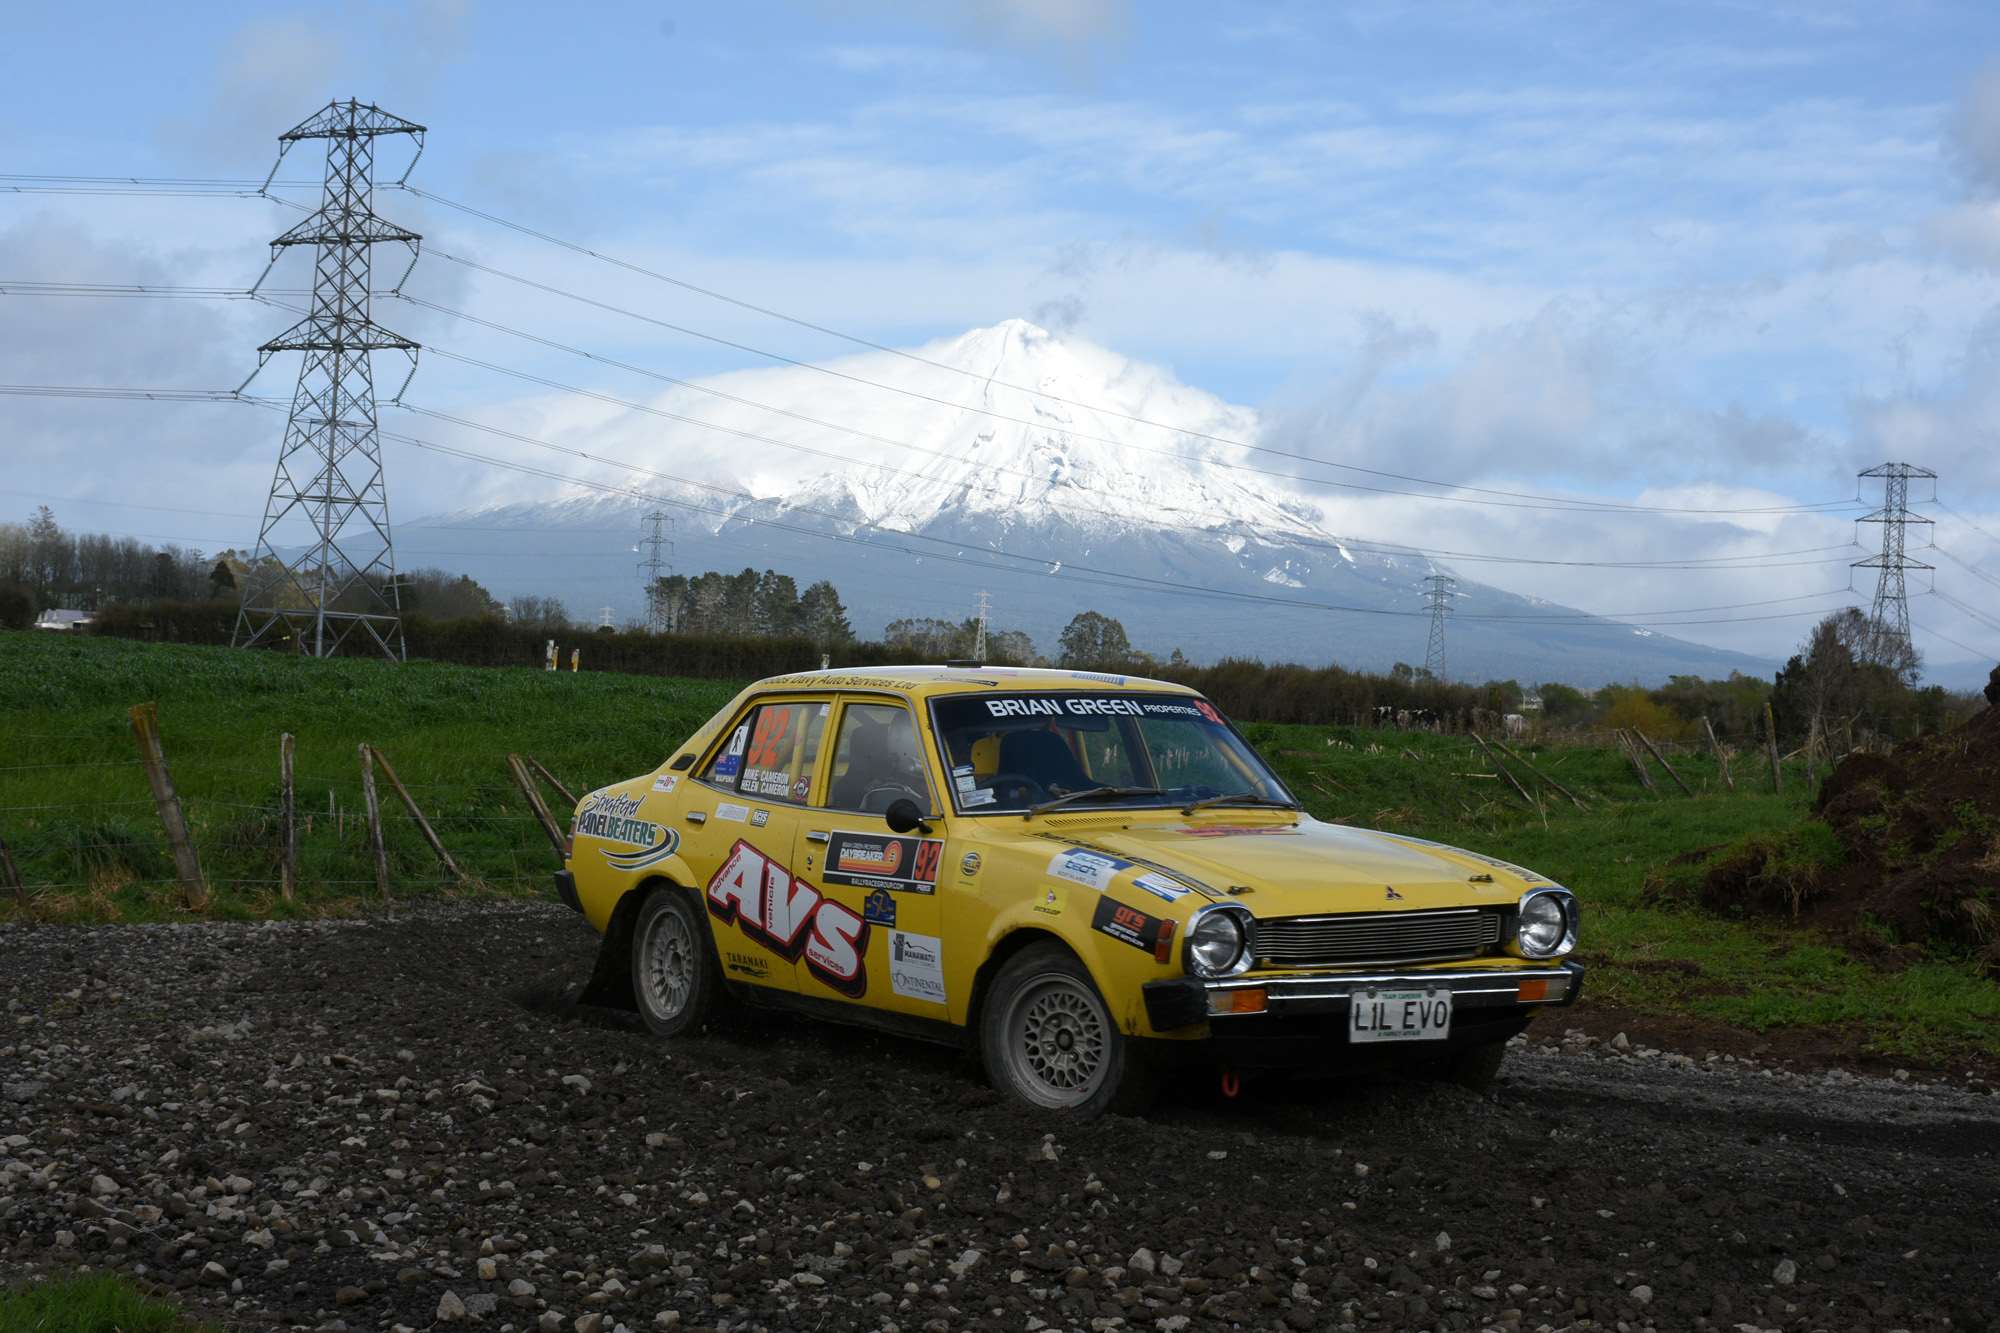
left=1, top=901, right=1994, bottom=1333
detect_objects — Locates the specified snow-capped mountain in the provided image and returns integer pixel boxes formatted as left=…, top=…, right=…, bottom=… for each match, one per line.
left=402, top=319, right=1775, bottom=685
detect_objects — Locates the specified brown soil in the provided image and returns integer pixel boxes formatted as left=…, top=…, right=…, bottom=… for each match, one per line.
left=1663, top=695, right=2000, bottom=973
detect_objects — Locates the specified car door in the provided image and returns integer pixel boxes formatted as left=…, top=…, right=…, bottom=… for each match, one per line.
left=794, top=696, right=949, bottom=1018
left=683, top=694, right=831, bottom=996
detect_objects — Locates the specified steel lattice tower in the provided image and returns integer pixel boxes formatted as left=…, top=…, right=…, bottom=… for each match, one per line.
left=1853, top=462, right=1936, bottom=666
left=638, top=509, right=674, bottom=633
left=233, top=100, right=426, bottom=660
left=1421, top=573, right=1456, bottom=681
left=973, top=590, right=991, bottom=662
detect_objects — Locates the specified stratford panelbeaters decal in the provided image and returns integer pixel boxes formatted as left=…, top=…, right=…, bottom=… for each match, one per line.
left=574, top=791, right=680, bottom=871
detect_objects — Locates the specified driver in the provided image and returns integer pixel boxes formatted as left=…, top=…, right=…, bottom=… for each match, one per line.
left=829, top=721, right=923, bottom=812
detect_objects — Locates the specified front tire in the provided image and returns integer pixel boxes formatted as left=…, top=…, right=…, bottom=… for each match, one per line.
left=979, top=943, right=1155, bottom=1118
left=631, top=889, right=718, bottom=1038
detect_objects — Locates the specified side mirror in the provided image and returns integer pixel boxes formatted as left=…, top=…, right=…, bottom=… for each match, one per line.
left=884, top=798, right=931, bottom=836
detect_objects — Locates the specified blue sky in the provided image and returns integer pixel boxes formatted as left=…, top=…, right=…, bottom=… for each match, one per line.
left=6, top=1, right=2000, bottom=666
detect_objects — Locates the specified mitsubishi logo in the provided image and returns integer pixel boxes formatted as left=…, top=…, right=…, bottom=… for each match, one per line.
left=1384, top=885, right=1404, bottom=901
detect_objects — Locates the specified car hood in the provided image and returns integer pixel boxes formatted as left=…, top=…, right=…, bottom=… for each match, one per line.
left=1049, top=813, right=1543, bottom=915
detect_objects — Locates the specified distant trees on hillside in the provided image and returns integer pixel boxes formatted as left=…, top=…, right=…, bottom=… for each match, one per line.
left=648, top=569, right=853, bottom=644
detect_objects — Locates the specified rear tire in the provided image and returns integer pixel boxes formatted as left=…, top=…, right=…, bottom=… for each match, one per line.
left=631, top=889, right=719, bottom=1038
left=979, top=943, right=1156, bottom=1118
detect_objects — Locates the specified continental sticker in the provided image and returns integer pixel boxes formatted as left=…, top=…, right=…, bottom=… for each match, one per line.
left=716, top=802, right=750, bottom=823
left=574, top=791, right=681, bottom=871
left=1047, top=847, right=1130, bottom=892
left=888, top=930, right=946, bottom=1004
left=822, top=832, right=943, bottom=895
left=1092, top=896, right=1175, bottom=956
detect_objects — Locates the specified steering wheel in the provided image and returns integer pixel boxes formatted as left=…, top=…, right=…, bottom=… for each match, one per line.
left=860, top=782, right=928, bottom=814
left=978, top=771, right=1047, bottom=806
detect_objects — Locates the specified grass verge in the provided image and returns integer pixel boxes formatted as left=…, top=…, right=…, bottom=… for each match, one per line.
left=0, top=1274, right=219, bottom=1333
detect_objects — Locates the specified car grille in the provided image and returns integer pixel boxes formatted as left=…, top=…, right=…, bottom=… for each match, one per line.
left=1255, top=907, right=1504, bottom=968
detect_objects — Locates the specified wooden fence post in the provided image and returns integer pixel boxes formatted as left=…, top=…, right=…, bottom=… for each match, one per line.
left=1472, top=734, right=1535, bottom=807
left=358, top=743, right=391, bottom=902
left=526, top=756, right=578, bottom=808
left=1493, top=739, right=1587, bottom=810
left=1615, top=730, right=1656, bottom=792
left=1764, top=703, right=1784, bottom=793
left=1633, top=729, right=1694, bottom=797
left=1, top=828, right=24, bottom=910
left=279, top=733, right=297, bottom=903
left=1702, top=717, right=1734, bottom=791
left=371, top=747, right=467, bottom=885
left=508, top=753, right=568, bottom=860
left=128, top=702, right=207, bottom=910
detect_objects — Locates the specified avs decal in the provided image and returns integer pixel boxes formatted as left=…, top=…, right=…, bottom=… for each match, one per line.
left=749, top=808, right=770, bottom=828
left=1092, top=896, right=1176, bottom=957
left=1047, top=847, right=1130, bottom=892
left=822, top=832, right=944, bottom=894
left=862, top=887, right=897, bottom=926
left=574, top=791, right=681, bottom=871
left=888, top=930, right=946, bottom=1004
left=705, top=839, right=870, bottom=998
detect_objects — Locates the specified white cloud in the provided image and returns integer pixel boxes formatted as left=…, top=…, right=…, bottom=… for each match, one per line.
left=1947, top=59, right=2000, bottom=194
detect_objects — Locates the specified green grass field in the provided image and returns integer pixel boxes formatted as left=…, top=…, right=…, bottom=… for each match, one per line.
left=2, top=630, right=1995, bottom=1065
left=0, top=1275, right=218, bottom=1333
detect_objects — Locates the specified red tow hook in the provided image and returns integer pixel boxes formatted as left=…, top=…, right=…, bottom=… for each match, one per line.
left=1220, top=1071, right=1241, bottom=1099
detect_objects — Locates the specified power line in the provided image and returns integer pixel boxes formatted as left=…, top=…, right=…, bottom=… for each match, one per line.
left=3, top=171, right=1863, bottom=517
left=0, top=379, right=1870, bottom=628
left=1912, top=619, right=2000, bottom=662
left=1932, top=500, right=2000, bottom=550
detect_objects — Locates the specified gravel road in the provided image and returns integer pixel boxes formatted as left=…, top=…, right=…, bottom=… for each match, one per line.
left=3, top=902, right=1996, bottom=1333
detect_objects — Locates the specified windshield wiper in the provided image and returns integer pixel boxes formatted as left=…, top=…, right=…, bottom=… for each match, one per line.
left=1027, top=786, right=1168, bottom=817
left=1180, top=792, right=1301, bottom=815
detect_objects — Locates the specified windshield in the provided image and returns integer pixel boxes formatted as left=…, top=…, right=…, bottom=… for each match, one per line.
left=929, top=691, right=1293, bottom=814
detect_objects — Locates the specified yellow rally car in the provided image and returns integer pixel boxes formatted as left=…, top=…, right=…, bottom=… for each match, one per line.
left=555, top=666, right=1582, bottom=1116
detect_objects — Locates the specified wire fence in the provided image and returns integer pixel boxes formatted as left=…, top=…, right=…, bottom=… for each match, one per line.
left=0, top=727, right=578, bottom=914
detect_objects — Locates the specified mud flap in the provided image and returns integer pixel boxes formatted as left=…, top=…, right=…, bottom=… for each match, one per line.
left=576, top=893, right=642, bottom=1011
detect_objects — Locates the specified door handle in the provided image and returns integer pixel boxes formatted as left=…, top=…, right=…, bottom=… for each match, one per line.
left=685, top=811, right=708, bottom=824
left=805, top=830, right=829, bottom=844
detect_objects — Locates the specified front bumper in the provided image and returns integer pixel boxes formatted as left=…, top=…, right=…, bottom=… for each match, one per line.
left=1143, top=958, right=1585, bottom=1032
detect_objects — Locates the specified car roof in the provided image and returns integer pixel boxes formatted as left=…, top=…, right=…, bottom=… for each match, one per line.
left=752, top=665, right=1202, bottom=699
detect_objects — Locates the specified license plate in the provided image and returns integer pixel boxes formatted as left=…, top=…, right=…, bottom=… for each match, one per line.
left=1349, top=988, right=1452, bottom=1043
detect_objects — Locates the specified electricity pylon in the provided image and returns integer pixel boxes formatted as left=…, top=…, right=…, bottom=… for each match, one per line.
left=1421, top=573, right=1456, bottom=682
left=639, top=509, right=674, bottom=632
left=234, top=99, right=425, bottom=661
left=974, top=590, right=991, bottom=661
left=1853, top=462, right=1936, bottom=668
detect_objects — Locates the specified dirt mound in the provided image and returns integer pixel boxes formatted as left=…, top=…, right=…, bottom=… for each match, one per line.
left=1665, top=699, right=2000, bottom=972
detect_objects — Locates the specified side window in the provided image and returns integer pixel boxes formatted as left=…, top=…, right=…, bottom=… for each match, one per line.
left=825, top=703, right=934, bottom=814
left=702, top=700, right=827, bottom=805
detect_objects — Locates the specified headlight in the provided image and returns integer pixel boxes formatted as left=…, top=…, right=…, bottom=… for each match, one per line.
left=1186, top=908, right=1252, bottom=978
left=1516, top=888, right=1577, bottom=958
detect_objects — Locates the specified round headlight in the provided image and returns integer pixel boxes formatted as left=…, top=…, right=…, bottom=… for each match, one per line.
left=1188, top=910, right=1248, bottom=977
left=1518, top=891, right=1572, bottom=958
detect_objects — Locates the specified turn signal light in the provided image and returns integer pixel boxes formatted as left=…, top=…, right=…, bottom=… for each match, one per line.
left=1516, top=978, right=1549, bottom=1002
left=1154, top=918, right=1178, bottom=964
left=1208, top=988, right=1267, bottom=1016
